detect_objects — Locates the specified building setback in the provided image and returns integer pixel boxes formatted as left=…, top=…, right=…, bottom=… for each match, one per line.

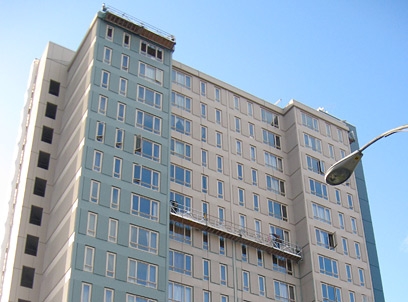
left=0, top=6, right=384, bottom=302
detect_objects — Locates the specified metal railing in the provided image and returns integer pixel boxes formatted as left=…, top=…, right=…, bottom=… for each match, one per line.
left=170, top=203, right=302, bottom=261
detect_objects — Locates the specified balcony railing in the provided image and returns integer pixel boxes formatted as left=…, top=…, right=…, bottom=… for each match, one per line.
left=169, top=203, right=302, bottom=262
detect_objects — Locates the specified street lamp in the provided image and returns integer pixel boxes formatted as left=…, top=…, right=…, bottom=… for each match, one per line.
left=325, top=124, right=408, bottom=186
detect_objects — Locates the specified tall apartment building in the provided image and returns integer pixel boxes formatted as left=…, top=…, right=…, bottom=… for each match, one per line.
left=0, top=6, right=384, bottom=302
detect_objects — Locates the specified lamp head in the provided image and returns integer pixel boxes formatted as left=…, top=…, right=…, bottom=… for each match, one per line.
left=325, top=150, right=363, bottom=185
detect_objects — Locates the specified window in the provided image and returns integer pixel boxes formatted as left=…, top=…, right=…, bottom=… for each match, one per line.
left=301, top=112, right=319, bottom=131
left=139, top=62, right=163, bottom=85
left=261, top=108, right=279, bottom=127
left=248, top=122, right=255, bottom=138
left=128, top=259, right=157, bottom=288
left=169, top=250, right=192, bottom=276
left=29, top=205, right=43, bottom=226
left=315, top=229, right=335, bottom=250
left=203, top=291, right=210, bottom=302
left=358, top=268, right=365, bottom=286
left=33, top=177, right=47, bottom=197
left=258, top=275, right=266, bottom=296
left=351, top=217, right=357, bottom=234
left=98, top=95, right=107, bottom=114
left=170, top=192, right=191, bottom=212
left=171, top=114, right=191, bottom=135
left=236, top=139, right=242, bottom=155
left=133, top=164, right=160, bottom=190
left=119, top=77, right=128, bottom=96
left=247, top=102, right=253, bottom=116
left=217, top=155, right=223, bottom=173
left=217, top=180, right=224, bottom=198
left=235, top=117, right=241, bottom=132
left=123, top=33, right=130, bottom=48
left=20, top=266, right=35, bottom=288
left=312, top=203, right=331, bottom=224
left=90, top=180, right=100, bottom=203
left=342, top=237, right=349, bottom=255
left=255, top=220, right=262, bottom=237
left=219, top=237, right=225, bottom=255
left=237, top=163, right=243, bottom=180
left=306, top=155, right=325, bottom=174
left=201, top=149, right=208, bottom=167
left=84, top=246, right=94, bottom=272
left=270, top=225, right=290, bottom=246
left=220, top=264, right=227, bottom=286
left=115, top=128, right=124, bottom=149
left=339, top=213, right=345, bottom=230
left=337, top=128, right=344, bottom=142
left=266, top=175, right=285, bottom=196
left=112, top=157, right=122, bottom=179
left=117, top=102, right=126, bottom=122
left=242, top=271, right=249, bottom=292
left=103, top=47, right=112, bottom=64
left=106, top=25, right=114, bottom=40
left=340, top=149, right=346, bottom=158
left=172, top=69, right=191, bottom=89
left=335, top=189, right=341, bottom=204
left=168, top=282, right=192, bottom=302
left=238, top=188, right=245, bottom=206
left=201, top=126, right=207, bottom=142
left=24, top=235, right=39, bottom=256
left=318, top=255, right=338, bottom=278
left=140, top=41, right=163, bottom=61
left=87, top=212, right=97, bottom=237
left=135, top=136, right=161, bottom=162
left=347, top=194, right=354, bottom=210
left=346, top=264, right=352, bottom=282
left=326, top=124, right=332, bottom=137
left=355, top=242, right=361, bottom=259
left=41, top=126, right=53, bottom=144
left=137, top=85, right=162, bottom=109
left=273, top=255, right=292, bottom=275
left=130, top=225, right=158, bottom=254
left=218, top=207, right=225, bottom=223
left=253, top=194, right=260, bottom=211
left=274, top=281, right=295, bottom=302
left=45, top=102, right=57, bottom=119
left=309, top=179, right=328, bottom=199
left=241, top=244, right=247, bottom=262
left=202, top=231, right=209, bottom=250
left=215, top=87, right=221, bottom=101
left=108, top=219, right=118, bottom=243
left=202, top=175, right=208, bottom=193
left=93, top=151, right=103, bottom=172
left=329, top=144, right=335, bottom=158
left=96, top=121, right=105, bottom=142
left=251, top=169, right=258, bottom=185
left=104, top=288, right=114, bottom=302
left=321, top=283, right=341, bottom=302
left=101, top=70, right=110, bottom=89
left=131, top=194, right=158, bottom=221
left=169, top=221, right=191, bottom=244
left=172, top=91, right=191, bottom=112
left=216, top=131, right=222, bottom=148
left=263, top=129, right=281, bottom=149
left=257, top=249, right=263, bottom=266
left=349, top=292, right=355, bottom=302
left=81, top=283, right=92, bottom=302
left=203, top=259, right=210, bottom=280
left=171, top=138, right=191, bottom=160
left=215, top=109, right=222, bottom=124
left=265, top=151, right=283, bottom=171
left=250, top=145, right=256, bottom=161
left=232, top=96, right=240, bottom=110
left=268, top=200, right=288, bottom=221
left=201, top=103, right=207, bottom=118
left=304, top=133, right=322, bottom=152
left=200, top=81, right=206, bottom=96
left=49, top=80, right=60, bottom=96
left=170, top=164, right=191, bottom=187
left=136, top=110, right=161, bottom=135
left=239, top=215, right=246, bottom=231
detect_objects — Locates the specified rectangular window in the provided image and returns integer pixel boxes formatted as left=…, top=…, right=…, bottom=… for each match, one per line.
left=131, top=194, right=159, bottom=221
left=106, top=252, right=116, bottom=278
left=235, top=117, right=241, bottom=132
left=237, top=163, right=243, bottom=180
left=93, top=151, right=103, bottom=172
left=133, top=164, right=160, bottom=190
left=104, top=288, right=114, bottom=302
left=103, top=47, right=112, bottom=64
left=261, top=108, right=279, bottom=127
left=251, top=169, right=258, bottom=185
left=247, top=102, right=253, bottom=116
left=115, top=128, right=124, bottom=149
left=136, top=110, right=161, bottom=135
left=119, top=78, right=128, bottom=96
left=338, top=213, right=345, bottom=230
left=241, top=244, right=247, bottom=262
left=264, top=151, right=283, bottom=171
left=96, top=121, right=105, bottom=142
left=342, top=237, right=349, bottom=255
left=337, top=128, right=344, bottom=142
left=266, top=175, right=285, bottom=196
left=45, top=102, right=57, bottom=119
left=170, top=164, right=191, bottom=187
left=29, top=206, right=43, bottom=226
left=137, top=85, right=162, bottom=109
left=351, top=217, right=357, bottom=234
left=220, top=264, right=227, bottom=286
left=200, top=81, right=206, bottom=96
left=215, top=87, right=221, bottom=102
left=170, top=191, right=191, bottom=212
left=315, top=228, right=335, bottom=250
left=268, top=199, right=288, bottom=221
left=117, top=102, right=125, bottom=122
left=81, top=283, right=92, bottom=302
left=274, top=281, right=295, bottom=302
left=201, top=149, right=208, bottom=167
left=106, top=25, right=114, bottom=40
left=346, top=264, right=352, bottom=282
left=304, top=133, right=322, bottom=152
left=110, top=187, right=120, bottom=209
left=301, top=112, right=319, bottom=131
left=202, top=231, right=209, bottom=250
left=215, top=109, right=222, bottom=124
left=171, top=114, right=191, bottom=135
left=203, top=291, right=210, bottom=302
left=24, top=235, right=39, bottom=256
left=249, top=122, right=255, bottom=138
left=322, top=283, right=341, bottom=302
left=203, top=259, right=210, bottom=280
left=306, top=155, right=325, bottom=174
left=139, top=62, right=163, bottom=85
left=112, top=157, right=122, bottom=179
left=242, top=271, right=249, bottom=292
left=217, top=180, right=224, bottom=198
left=140, top=41, right=163, bottom=61
left=347, top=194, right=354, bottom=209
left=49, top=80, right=60, bottom=96
left=168, top=282, right=192, bottom=302
left=250, top=145, right=256, bottom=161
left=329, top=144, right=335, bottom=158
left=130, top=225, right=158, bottom=254
left=169, top=250, right=192, bottom=276
left=84, top=246, right=95, bottom=272
left=171, top=139, right=191, bottom=160
left=201, top=103, right=207, bottom=118
left=312, top=203, right=331, bottom=224
left=123, top=33, right=130, bottom=48
left=318, top=255, right=338, bottom=278
left=219, top=237, right=225, bottom=255
left=201, top=174, right=208, bottom=193
left=217, top=155, right=223, bottom=173
left=263, top=129, right=281, bottom=149
left=335, top=189, right=341, bottom=204
left=326, top=123, right=332, bottom=137
left=216, top=132, right=222, bottom=148
left=90, top=180, right=100, bottom=203
left=101, top=70, right=110, bottom=89
left=309, top=179, right=328, bottom=199
left=172, top=69, right=191, bottom=89
left=41, top=126, right=54, bottom=144
left=171, top=91, right=191, bottom=112
left=253, top=194, right=260, bottom=212
left=87, top=212, right=97, bottom=237
left=127, top=259, right=157, bottom=288
left=33, top=177, right=47, bottom=197
left=98, top=95, right=107, bottom=115
left=238, top=188, right=245, bottom=206
left=358, top=268, right=365, bottom=286
left=169, top=221, right=191, bottom=244
left=233, top=96, right=240, bottom=110
left=135, top=136, right=161, bottom=162
left=20, top=266, right=35, bottom=288
left=236, top=140, right=242, bottom=155
left=258, top=275, right=266, bottom=296
left=355, top=242, right=361, bottom=259
left=257, top=249, right=263, bottom=266
left=108, top=219, right=118, bottom=243
left=349, top=292, right=355, bottom=302
left=201, top=126, right=207, bottom=142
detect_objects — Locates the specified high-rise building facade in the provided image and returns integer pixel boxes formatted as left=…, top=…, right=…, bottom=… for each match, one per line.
left=0, top=6, right=384, bottom=302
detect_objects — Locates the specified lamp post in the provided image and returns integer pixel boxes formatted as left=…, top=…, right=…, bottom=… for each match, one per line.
left=325, top=124, right=408, bottom=186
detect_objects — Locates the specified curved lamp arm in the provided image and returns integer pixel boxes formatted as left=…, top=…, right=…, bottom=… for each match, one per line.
left=325, top=124, right=408, bottom=186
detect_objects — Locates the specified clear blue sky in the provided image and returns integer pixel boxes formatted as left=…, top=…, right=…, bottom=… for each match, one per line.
left=1, top=1, right=407, bottom=300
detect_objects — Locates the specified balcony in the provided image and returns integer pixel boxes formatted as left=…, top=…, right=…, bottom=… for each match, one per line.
left=170, top=203, right=302, bottom=262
